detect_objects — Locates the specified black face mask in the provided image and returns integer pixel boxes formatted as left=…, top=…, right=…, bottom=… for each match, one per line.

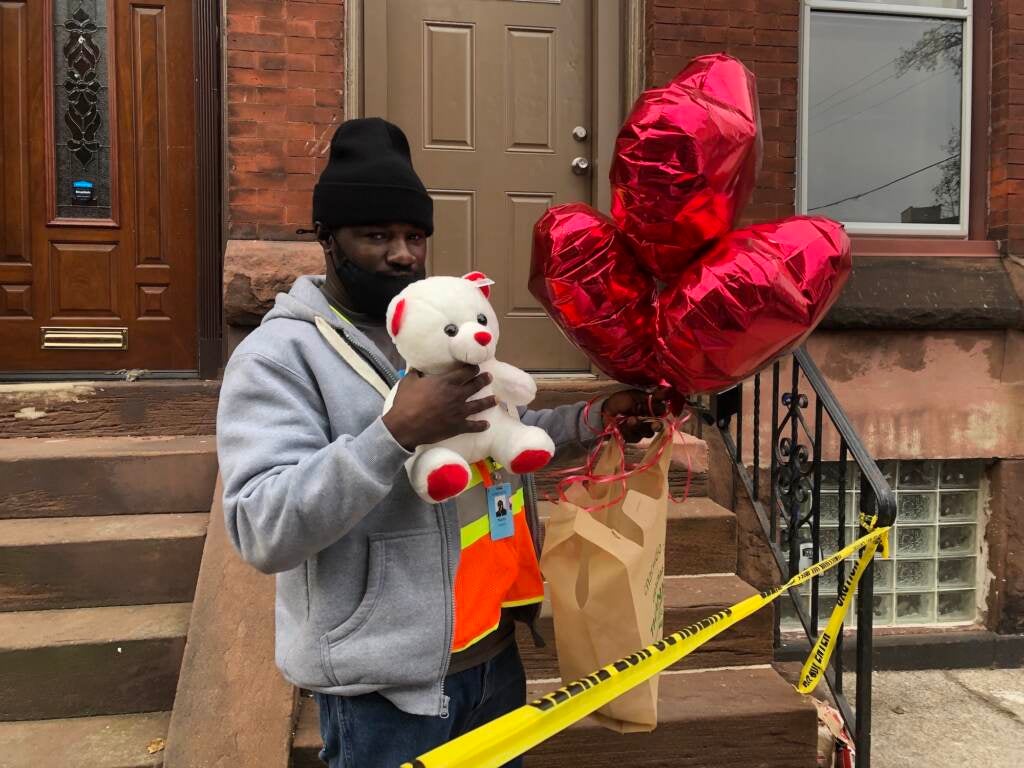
left=333, top=254, right=423, bottom=318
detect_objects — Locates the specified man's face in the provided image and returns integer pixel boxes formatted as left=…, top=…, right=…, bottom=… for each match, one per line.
left=330, top=223, right=428, bottom=278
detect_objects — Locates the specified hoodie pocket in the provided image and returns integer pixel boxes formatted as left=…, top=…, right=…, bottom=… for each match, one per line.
left=320, top=527, right=447, bottom=689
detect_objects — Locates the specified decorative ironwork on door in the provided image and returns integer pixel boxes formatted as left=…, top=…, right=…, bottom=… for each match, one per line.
left=54, top=0, right=112, bottom=220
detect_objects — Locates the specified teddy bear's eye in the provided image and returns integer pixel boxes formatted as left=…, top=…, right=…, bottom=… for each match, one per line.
left=443, top=324, right=458, bottom=337
left=477, top=314, right=488, bottom=326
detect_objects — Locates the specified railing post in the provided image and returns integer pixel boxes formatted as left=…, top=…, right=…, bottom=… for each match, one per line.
left=855, top=503, right=875, bottom=768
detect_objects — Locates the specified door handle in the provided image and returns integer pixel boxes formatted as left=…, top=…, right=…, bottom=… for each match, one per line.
left=571, top=157, right=590, bottom=176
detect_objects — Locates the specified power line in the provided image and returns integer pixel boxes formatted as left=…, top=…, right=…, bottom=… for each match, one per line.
left=810, top=57, right=897, bottom=110
left=812, top=70, right=900, bottom=119
left=807, top=154, right=958, bottom=212
left=810, top=66, right=950, bottom=136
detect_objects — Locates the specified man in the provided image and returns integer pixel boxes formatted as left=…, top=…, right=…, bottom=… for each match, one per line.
left=217, top=118, right=661, bottom=768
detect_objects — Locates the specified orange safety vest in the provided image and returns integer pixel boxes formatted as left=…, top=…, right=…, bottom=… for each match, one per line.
left=450, top=459, right=545, bottom=652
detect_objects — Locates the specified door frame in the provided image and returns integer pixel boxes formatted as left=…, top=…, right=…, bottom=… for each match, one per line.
left=344, top=0, right=646, bottom=216
left=195, top=0, right=223, bottom=379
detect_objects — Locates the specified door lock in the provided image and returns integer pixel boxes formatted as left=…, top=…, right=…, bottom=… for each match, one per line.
left=572, top=126, right=588, bottom=142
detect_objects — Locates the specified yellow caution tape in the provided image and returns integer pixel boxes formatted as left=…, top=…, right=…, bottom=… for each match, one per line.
left=402, top=525, right=891, bottom=768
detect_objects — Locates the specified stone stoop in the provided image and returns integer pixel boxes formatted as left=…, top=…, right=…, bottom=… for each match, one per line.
left=0, top=436, right=216, bottom=768
left=291, top=434, right=818, bottom=768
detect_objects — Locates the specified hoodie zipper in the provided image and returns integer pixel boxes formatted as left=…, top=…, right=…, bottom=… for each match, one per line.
left=437, top=499, right=456, bottom=719
left=336, top=322, right=455, bottom=718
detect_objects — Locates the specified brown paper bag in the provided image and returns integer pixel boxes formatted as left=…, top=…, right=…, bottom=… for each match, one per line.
left=540, top=431, right=671, bottom=733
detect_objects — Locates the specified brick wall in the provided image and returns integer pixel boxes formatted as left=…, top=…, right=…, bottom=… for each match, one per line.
left=990, top=0, right=1024, bottom=254
left=647, top=0, right=800, bottom=225
left=225, top=0, right=345, bottom=240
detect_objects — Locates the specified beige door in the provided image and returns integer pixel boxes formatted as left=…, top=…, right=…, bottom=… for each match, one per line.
left=364, top=0, right=593, bottom=372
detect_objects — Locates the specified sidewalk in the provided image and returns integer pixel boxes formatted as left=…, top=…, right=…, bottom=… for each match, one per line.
left=860, top=668, right=1024, bottom=768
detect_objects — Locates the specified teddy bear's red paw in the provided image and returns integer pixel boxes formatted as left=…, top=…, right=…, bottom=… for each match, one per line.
left=426, top=464, right=470, bottom=501
left=510, top=450, right=553, bottom=474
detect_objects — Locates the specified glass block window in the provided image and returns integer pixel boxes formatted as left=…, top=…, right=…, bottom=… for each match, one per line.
left=54, top=0, right=112, bottom=219
left=781, top=459, right=985, bottom=630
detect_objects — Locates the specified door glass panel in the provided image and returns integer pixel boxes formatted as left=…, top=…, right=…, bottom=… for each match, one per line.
left=54, top=0, right=112, bottom=219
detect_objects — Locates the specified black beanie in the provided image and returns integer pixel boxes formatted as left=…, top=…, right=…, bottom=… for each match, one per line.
left=312, top=118, right=433, bottom=234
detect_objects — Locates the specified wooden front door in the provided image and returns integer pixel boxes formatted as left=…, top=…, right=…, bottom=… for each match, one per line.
left=365, top=0, right=593, bottom=372
left=0, top=0, right=197, bottom=374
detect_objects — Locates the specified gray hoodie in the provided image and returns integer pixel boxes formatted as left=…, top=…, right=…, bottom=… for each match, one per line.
left=216, top=276, right=601, bottom=716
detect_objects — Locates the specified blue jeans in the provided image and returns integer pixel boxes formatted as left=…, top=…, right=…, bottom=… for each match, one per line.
left=314, top=642, right=527, bottom=768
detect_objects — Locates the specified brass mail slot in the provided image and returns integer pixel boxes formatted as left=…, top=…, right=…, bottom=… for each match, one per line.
left=41, top=326, right=128, bottom=351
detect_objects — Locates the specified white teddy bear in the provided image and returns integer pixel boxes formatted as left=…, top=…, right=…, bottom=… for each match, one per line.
left=384, top=272, right=556, bottom=503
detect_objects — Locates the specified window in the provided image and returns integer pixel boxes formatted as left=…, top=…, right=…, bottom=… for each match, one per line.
left=799, top=1, right=972, bottom=235
left=781, top=459, right=986, bottom=630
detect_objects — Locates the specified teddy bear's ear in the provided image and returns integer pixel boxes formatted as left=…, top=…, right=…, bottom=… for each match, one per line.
left=462, top=271, right=493, bottom=299
left=388, top=298, right=406, bottom=338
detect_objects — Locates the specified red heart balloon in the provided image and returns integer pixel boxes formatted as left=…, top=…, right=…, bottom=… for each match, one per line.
left=656, top=216, right=852, bottom=394
left=610, top=54, right=761, bottom=280
left=530, top=203, right=657, bottom=385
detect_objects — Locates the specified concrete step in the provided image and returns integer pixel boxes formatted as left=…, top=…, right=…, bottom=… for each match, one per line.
left=290, top=666, right=816, bottom=768
left=0, top=380, right=220, bottom=440
left=0, top=514, right=208, bottom=612
left=0, top=436, right=217, bottom=519
left=517, top=574, right=773, bottom=680
left=539, top=497, right=737, bottom=576
left=524, top=667, right=816, bottom=767
left=0, top=711, right=170, bottom=768
left=0, top=603, right=190, bottom=721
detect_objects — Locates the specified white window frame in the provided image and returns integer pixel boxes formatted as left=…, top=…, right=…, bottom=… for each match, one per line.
left=798, top=1, right=973, bottom=236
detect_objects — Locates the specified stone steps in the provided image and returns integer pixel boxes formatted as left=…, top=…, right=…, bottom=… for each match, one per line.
left=517, top=574, right=773, bottom=679
left=0, top=603, right=190, bottom=721
left=0, top=436, right=218, bottom=519
left=0, top=711, right=170, bottom=768
left=0, top=513, right=208, bottom=612
left=290, top=666, right=816, bottom=768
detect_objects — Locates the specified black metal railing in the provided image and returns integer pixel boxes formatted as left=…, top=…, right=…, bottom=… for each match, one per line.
left=705, top=346, right=897, bottom=768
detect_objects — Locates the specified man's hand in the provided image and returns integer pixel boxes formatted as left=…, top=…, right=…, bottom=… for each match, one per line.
left=383, top=365, right=497, bottom=451
left=601, top=387, right=674, bottom=443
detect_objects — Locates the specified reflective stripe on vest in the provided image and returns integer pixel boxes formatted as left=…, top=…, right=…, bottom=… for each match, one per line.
left=450, top=460, right=545, bottom=653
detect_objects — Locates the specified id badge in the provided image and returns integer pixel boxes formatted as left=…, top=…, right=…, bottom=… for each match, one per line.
left=487, top=483, right=515, bottom=541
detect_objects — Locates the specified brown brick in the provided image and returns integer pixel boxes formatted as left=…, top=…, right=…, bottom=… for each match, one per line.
left=231, top=203, right=287, bottom=224
left=256, top=223, right=308, bottom=240
left=256, top=86, right=316, bottom=105
left=288, top=2, right=343, bottom=21
left=229, top=120, right=260, bottom=138
left=229, top=221, right=260, bottom=239
left=227, top=15, right=256, bottom=34
left=285, top=156, right=318, bottom=174
left=316, top=88, right=343, bottom=107
left=286, top=105, right=339, bottom=123
left=228, top=67, right=288, bottom=87
left=256, top=53, right=287, bottom=70
left=288, top=35, right=340, bottom=55
left=231, top=153, right=286, bottom=174
left=227, top=102, right=288, bottom=123
left=285, top=205, right=314, bottom=224
left=287, top=18, right=317, bottom=38
left=226, top=0, right=284, bottom=17
left=227, top=50, right=257, bottom=69
left=316, top=54, right=343, bottom=73
left=256, top=17, right=287, bottom=36
left=285, top=53, right=316, bottom=72
left=287, top=173, right=317, bottom=190
left=230, top=171, right=288, bottom=190
left=227, top=32, right=285, bottom=53
left=287, top=70, right=341, bottom=89
left=316, top=21, right=342, bottom=39
left=259, top=122, right=317, bottom=140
